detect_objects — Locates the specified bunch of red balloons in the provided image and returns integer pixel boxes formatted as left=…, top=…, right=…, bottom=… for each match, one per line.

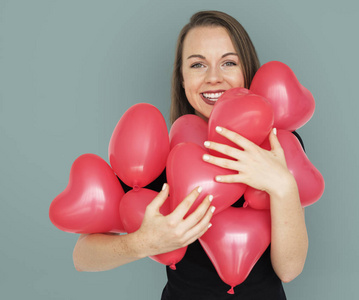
left=49, top=61, right=325, bottom=294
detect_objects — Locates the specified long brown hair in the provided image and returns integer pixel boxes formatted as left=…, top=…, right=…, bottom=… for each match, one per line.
left=170, top=10, right=260, bottom=124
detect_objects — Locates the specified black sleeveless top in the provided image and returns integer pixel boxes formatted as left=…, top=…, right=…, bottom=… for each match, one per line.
left=119, top=132, right=304, bottom=300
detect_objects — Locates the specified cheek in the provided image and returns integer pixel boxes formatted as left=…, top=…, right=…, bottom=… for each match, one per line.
left=231, top=73, right=245, bottom=88
left=224, top=68, right=245, bottom=88
left=185, top=91, right=198, bottom=110
left=183, top=75, right=200, bottom=98
left=238, top=72, right=245, bottom=87
left=182, top=82, right=195, bottom=107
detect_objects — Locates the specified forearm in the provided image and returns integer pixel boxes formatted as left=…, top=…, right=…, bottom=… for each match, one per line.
left=269, top=176, right=308, bottom=283
left=73, top=231, right=147, bottom=272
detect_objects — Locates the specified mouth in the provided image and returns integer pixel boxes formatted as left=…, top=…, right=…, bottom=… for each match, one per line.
left=200, top=91, right=225, bottom=105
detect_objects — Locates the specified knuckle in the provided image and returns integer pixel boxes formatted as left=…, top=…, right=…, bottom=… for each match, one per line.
left=201, top=200, right=211, bottom=212
left=233, top=135, right=241, bottom=144
left=193, top=211, right=203, bottom=223
left=234, top=161, right=242, bottom=170
left=194, top=202, right=208, bottom=217
left=222, top=160, right=231, bottom=169
left=173, top=229, right=183, bottom=239
left=178, top=236, right=186, bottom=245
left=222, top=146, right=232, bottom=157
left=183, top=196, right=195, bottom=209
left=166, top=217, right=177, bottom=228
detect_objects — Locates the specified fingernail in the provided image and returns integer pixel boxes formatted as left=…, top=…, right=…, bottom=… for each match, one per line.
left=273, top=128, right=277, bottom=135
left=197, top=186, right=203, bottom=193
left=203, top=154, right=210, bottom=161
left=211, top=206, right=216, bottom=213
left=208, top=195, right=213, bottom=202
left=162, top=183, right=167, bottom=191
left=216, top=126, right=222, bottom=132
left=208, top=223, right=212, bottom=229
left=204, top=141, right=211, bottom=147
left=216, top=176, right=222, bottom=182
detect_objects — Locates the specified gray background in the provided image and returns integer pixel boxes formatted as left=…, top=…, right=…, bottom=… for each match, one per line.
left=1, top=0, right=357, bottom=299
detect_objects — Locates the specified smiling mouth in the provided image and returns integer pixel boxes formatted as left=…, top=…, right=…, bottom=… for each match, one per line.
left=201, top=91, right=225, bottom=105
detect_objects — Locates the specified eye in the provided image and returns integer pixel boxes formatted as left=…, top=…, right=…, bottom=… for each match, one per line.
left=223, top=61, right=237, bottom=67
left=190, top=63, right=205, bottom=68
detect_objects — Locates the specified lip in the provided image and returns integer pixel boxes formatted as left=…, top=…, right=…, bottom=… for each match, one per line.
left=200, top=90, right=226, bottom=105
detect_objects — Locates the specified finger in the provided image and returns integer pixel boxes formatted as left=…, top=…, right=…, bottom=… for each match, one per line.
left=202, top=153, right=241, bottom=171
left=182, top=205, right=214, bottom=244
left=181, top=195, right=214, bottom=230
left=146, top=183, right=169, bottom=213
left=204, top=141, right=243, bottom=160
left=215, top=174, right=244, bottom=184
left=170, top=186, right=202, bottom=221
left=268, top=128, right=282, bottom=152
left=185, top=224, right=211, bottom=246
left=215, top=126, right=255, bottom=150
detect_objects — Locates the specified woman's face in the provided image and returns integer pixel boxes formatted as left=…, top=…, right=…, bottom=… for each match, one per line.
left=181, top=26, right=245, bottom=121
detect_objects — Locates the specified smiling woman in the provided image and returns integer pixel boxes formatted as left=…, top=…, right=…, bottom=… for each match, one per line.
left=73, top=10, right=308, bottom=300
left=165, top=10, right=307, bottom=299
left=170, top=10, right=260, bottom=124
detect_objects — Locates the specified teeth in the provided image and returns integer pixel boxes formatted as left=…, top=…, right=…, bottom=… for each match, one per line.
left=202, top=92, right=224, bottom=100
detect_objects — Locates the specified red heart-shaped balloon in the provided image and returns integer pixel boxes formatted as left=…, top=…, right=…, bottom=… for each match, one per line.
left=169, top=114, right=208, bottom=150
left=49, top=154, right=125, bottom=233
left=208, top=87, right=273, bottom=158
left=250, top=61, right=315, bottom=131
left=167, top=143, right=246, bottom=217
left=120, top=188, right=186, bottom=269
left=244, top=130, right=325, bottom=209
left=199, top=207, right=271, bottom=294
left=109, top=103, right=170, bottom=188
left=243, top=187, right=270, bottom=210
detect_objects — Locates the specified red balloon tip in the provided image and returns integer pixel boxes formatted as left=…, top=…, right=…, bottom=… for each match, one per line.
left=133, top=185, right=140, bottom=192
left=227, top=287, right=235, bottom=294
left=243, top=201, right=249, bottom=208
left=169, top=264, right=176, bottom=270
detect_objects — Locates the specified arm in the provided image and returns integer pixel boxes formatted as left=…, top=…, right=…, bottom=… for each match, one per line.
left=202, top=127, right=308, bottom=282
left=268, top=174, right=308, bottom=282
left=73, top=184, right=215, bottom=272
left=73, top=232, right=147, bottom=272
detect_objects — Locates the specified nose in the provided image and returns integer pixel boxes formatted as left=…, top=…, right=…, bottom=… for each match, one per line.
left=205, top=66, right=223, bottom=84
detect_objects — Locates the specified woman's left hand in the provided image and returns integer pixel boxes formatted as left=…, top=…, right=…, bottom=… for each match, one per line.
left=202, top=126, right=294, bottom=194
left=203, top=126, right=308, bottom=282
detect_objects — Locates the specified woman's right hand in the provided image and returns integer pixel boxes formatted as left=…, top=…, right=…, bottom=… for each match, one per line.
left=134, top=184, right=215, bottom=257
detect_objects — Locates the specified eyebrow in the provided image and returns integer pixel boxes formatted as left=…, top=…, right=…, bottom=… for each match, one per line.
left=187, top=52, right=238, bottom=60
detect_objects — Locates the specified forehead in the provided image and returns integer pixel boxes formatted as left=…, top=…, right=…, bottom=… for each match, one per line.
left=182, top=26, right=236, bottom=56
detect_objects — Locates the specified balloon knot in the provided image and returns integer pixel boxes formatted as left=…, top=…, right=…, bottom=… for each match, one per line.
left=243, top=201, right=249, bottom=208
left=133, top=185, right=140, bottom=192
left=227, top=286, right=235, bottom=294
left=169, top=264, right=176, bottom=270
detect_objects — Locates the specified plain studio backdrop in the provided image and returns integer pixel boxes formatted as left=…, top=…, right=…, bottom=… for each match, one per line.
left=1, top=0, right=357, bottom=299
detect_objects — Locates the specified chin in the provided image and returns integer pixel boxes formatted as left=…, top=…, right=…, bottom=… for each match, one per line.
left=195, top=111, right=210, bottom=122
left=202, top=113, right=211, bottom=122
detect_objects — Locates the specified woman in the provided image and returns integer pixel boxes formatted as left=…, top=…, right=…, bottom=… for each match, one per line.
left=73, top=10, right=308, bottom=299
